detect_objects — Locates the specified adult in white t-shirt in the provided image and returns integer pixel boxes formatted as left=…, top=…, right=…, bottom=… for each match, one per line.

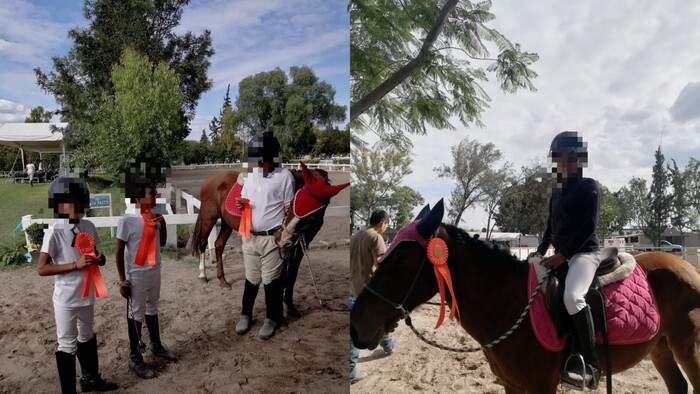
left=234, top=131, right=294, bottom=340
left=37, top=176, right=117, bottom=393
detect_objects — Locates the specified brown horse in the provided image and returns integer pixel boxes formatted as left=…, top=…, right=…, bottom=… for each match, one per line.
left=191, top=165, right=347, bottom=317
left=350, top=203, right=700, bottom=393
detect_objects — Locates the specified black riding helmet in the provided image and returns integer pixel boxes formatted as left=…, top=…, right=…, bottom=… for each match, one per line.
left=48, top=176, right=90, bottom=218
left=247, top=130, right=281, bottom=171
left=549, top=131, right=587, bottom=161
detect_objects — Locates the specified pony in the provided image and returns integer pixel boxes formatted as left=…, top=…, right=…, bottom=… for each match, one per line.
left=350, top=201, right=700, bottom=393
left=192, top=162, right=349, bottom=317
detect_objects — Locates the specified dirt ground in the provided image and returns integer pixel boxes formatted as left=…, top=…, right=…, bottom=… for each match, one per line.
left=351, top=296, right=685, bottom=393
left=0, top=246, right=349, bottom=394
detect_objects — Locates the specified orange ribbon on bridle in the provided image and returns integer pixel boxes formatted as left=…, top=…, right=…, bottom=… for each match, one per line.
left=134, top=210, right=157, bottom=266
left=75, top=232, right=108, bottom=298
left=237, top=198, right=251, bottom=239
left=427, top=237, right=460, bottom=329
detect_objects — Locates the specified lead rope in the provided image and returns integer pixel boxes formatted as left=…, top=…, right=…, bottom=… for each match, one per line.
left=400, top=270, right=551, bottom=353
left=299, top=236, right=349, bottom=312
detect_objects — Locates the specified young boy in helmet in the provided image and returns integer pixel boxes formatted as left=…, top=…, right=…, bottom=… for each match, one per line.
left=37, top=176, right=118, bottom=393
left=234, top=130, right=295, bottom=340
left=530, top=131, right=601, bottom=389
left=116, top=159, right=176, bottom=379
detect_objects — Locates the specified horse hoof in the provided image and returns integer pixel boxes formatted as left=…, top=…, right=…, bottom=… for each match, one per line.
left=219, top=280, right=231, bottom=289
left=286, top=304, right=301, bottom=319
left=199, top=276, right=208, bottom=283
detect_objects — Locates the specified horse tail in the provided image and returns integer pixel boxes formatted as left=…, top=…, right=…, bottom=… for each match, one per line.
left=192, top=212, right=203, bottom=257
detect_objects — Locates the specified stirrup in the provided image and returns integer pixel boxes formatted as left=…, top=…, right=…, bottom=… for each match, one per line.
left=560, top=353, right=587, bottom=391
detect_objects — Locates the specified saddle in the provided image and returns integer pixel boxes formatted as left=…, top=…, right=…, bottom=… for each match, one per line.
left=544, top=247, right=620, bottom=336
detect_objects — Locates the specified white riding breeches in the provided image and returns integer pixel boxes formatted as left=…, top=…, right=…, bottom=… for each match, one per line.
left=54, top=304, right=94, bottom=354
left=564, top=251, right=601, bottom=315
left=128, top=267, right=161, bottom=322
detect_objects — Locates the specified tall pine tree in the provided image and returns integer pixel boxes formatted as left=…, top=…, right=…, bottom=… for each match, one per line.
left=644, top=146, right=672, bottom=246
left=208, top=84, right=231, bottom=140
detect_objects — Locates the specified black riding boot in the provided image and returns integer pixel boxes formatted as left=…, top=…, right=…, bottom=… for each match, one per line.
left=55, top=351, right=77, bottom=394
left=127, top=318, right=154, bottom=379
left=145, top=314, right=177, bottom=362
left=264, top=277, right=284, bottom=325
left=562, top=306, right=600, bottom=390
left=242, top=279, right=259, bottom=317
left=76, top=334, right=118, bottom=392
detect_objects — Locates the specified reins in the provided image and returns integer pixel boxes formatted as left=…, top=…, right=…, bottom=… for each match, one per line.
left=363, top=252, right=552, bottom=353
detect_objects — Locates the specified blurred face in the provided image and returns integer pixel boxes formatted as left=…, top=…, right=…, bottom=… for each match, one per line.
left=554, top=152, right=579, bottom=178
left=57, top=202, right=85, bottom=221
left=136, top=187, right=157, bottom=208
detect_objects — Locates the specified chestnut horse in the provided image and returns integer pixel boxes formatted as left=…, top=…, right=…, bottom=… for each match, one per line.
left=350, top=203, right=700, bottom=393
left=191, top=166, right=343, bottom=317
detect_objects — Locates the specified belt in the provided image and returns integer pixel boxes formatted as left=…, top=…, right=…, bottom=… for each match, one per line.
left=249, top=227, right=281, bottom=236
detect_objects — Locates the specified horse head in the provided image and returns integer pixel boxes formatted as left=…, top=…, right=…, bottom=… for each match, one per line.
left=276, top=161, right=350, bottom=256
left=350, top=199, right=447, bottom=350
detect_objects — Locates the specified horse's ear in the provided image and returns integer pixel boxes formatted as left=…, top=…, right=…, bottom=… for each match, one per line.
left=299, top=161, right=312, bottom=184
left=323, top=182, right=350, bottom=197
left=416, top=199, right=444, bottom=239
left=414, top=204, right=430, bottom=221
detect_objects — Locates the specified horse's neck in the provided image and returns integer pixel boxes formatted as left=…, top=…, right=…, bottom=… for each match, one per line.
left=448, top=245, right=528, bottom=345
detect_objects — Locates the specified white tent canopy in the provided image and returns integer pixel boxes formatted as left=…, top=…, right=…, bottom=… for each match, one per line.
left=0, top=123, right=67, bottom=153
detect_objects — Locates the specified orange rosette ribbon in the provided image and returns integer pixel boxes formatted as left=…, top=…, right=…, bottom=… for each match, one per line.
left=427, top=237, right=460, bottom=329
left=237, top=198, right=251, bottom=239
left=135, top=212, right=157, bottom=266
left=75, top=232, right=108, bottom=298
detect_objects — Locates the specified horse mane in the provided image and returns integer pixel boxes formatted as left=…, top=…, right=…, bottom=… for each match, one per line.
left=442, top=224, right=527, bottom=272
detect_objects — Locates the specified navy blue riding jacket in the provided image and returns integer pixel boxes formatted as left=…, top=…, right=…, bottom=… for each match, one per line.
left=536, top=176, right=600, bottom=259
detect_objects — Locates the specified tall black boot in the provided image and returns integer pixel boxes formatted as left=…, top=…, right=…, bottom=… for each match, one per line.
left=145, top=314, right=177, bottom=362
left=127, top=318, right=154, bottom=379
left=236, top=280, right=259, bottom=335
left=76, top=334, right=118, bottom=392
left=562, top=306, right=600, bottom=390
left=55, top=351, right=77, bottom=394
left=259, top=277, right=284, bottom=340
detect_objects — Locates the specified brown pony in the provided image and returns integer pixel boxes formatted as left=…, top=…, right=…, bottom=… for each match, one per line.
left=350, top=203, right=700, bottom=393
left=191, top=165, right=347, bottom=317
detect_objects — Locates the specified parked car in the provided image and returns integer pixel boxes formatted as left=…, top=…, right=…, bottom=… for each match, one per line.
left=636, top=240, right=683, bottom=253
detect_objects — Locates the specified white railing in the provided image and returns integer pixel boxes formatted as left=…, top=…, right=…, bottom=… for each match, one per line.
left=22, top=188, right=349, bottom=261
left=170, top=162, right=350, bottom=172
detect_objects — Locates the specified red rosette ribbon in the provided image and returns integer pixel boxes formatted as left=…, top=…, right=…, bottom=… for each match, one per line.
left=237, top=198, right=251, bottom=239
left=427, top=237, right=459, bottom=329
left=75, top=232, right=108, bottom=298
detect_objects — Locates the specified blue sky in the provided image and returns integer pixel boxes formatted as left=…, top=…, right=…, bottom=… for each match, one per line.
left=0, top=0, right=349, bottom=138
left=360, top=0, right=700, bottom=231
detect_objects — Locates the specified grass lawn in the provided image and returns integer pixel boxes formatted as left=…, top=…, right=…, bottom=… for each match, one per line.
left=0, top=175, right=183, bottom=262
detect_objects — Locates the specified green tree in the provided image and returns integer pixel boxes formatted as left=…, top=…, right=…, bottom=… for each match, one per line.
left=480, top=162, right=515, bottom=238
left=645, top=147, right=671, bottom=246
left=35, top=0, right=213, bottom=148
left=668, top=159, right=692, bottom=234
left=351, top=0, right=538, bottom=142
left=685, top=158, right=700, bottom=230
left=314, top=127, right=351, bottom=157
left=596, top=185, right=627, bottom=242
left=434, top=136, right=504, bottom=225
left=234, top=66, right=346, bottom=158
left=209, top=84, right=231, bottom=141
left=494, top=162, right=552, bottom=238
left=80, top=48, right=183, bottom=179
left=24, top=106, right=53, bottom=123
left=386, top=186, right=425, bottom=229
left=618, top=177, right=650, bottom=229
left=350, top=145, right=413, bottom=229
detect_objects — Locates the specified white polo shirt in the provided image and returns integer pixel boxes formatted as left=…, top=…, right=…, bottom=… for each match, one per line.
left=241, top=167, right=295, bottom=232
left=117, top=212, right=162, bottom=275
left=41, top=218, right=101, bottom=307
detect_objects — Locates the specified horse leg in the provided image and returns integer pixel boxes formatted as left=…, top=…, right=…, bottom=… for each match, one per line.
left=283, top=246, right=303, bottom=318
left=215, top=220, right=233, bottom=289
left=197, top=215, right=218, bottom=282
left=667, top=308, right=700, bottom=393
left=651, top=336, right=689, bottom=394
left=199, top=254, right=207, bottom=282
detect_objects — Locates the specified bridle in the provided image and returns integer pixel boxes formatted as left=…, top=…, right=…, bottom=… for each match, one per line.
left=360, top=240, right=551, bottom=353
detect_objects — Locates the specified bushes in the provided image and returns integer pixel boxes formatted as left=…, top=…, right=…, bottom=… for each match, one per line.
left=0, top=236, right=30, bottom=266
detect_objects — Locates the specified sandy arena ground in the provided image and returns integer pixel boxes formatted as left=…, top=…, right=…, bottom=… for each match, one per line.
left=0, top=168, right=351, bottom=393
left=351, top=296, right=686, bottom=393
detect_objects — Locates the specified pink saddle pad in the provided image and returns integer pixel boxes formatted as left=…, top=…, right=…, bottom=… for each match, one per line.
left=224, top=183, right=243, bottom=217
left=528, top=262, right=660, bottom=352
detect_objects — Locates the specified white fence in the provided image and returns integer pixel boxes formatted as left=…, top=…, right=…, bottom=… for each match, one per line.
left=22, top=188, right=349, bottom=261
left=171, top=162, right=350, bottom=172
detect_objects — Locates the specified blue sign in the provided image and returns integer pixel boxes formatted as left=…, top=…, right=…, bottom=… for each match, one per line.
left=89, top=193, right=112, bottom=209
